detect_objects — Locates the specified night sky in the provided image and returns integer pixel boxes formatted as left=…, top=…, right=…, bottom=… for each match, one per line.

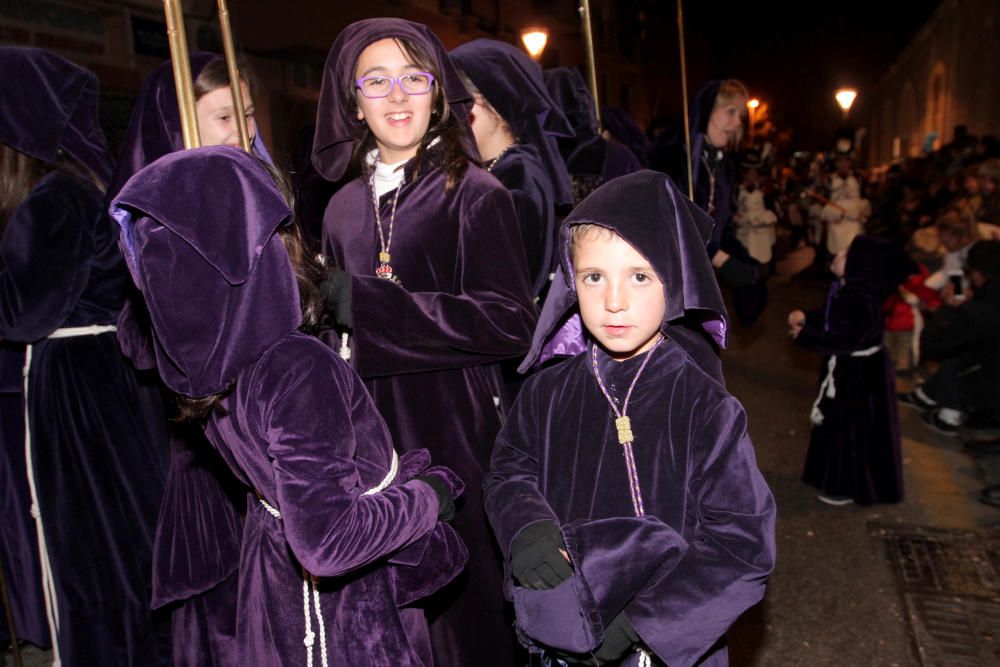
left=646, top=0, right=942, bottom=149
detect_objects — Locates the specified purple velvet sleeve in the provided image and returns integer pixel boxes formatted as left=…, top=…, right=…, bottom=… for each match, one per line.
left=260, top=347, right=444, bottom=577
left=0, top=174, right=94, bottom=340
left=350, top=186, right=536, bottom=378
left=625, top=398, right=776, bottom=667
left=483, top=377, right=562, bottom=560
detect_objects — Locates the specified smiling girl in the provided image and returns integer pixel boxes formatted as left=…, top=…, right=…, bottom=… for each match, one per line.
left=311, top=18, right=536, bottom=666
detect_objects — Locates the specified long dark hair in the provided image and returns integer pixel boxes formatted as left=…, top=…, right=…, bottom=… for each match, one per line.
left=346, top=37, right=473, bottom=190
left=1, top=142, right=102, bottom=238
left=174, top=158, right=325, bottom=423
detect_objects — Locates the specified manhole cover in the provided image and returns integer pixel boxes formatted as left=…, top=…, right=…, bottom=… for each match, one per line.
left=871, top=524, right=1000, bottom=666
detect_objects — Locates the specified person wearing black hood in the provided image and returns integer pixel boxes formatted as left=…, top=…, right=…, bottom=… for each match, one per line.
left=789, top=236, right=918, bottom=505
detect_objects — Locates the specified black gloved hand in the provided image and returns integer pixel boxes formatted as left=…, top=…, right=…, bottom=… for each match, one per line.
left=509, top=521, right=573, bottom=590
left=319, top=268, right=353, bottom=328
left=415, top=473, right=457, bottom=522
left=547, top=610, right=640, bottom=665
left=716, top=256, right=757, bottom=288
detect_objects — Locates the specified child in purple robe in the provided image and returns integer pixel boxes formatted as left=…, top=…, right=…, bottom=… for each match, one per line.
left=484, top=170, right=776, bottom=667
left=788, top=235, right=917, bottom=505
left=111, top=146, right=467, bottom=667
left=311, top=18, right=537, bottom=666
left=0, top=46, right=169, bottom=665
left=106, top=53, right=275, bottom=667
left=451, top=38, right=575, bottom=297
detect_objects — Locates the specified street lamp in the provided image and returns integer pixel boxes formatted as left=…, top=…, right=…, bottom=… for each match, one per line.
left=835, top=88, right=857, bottom=121
left=520, top=27, right=549, bottom=61
left=747, top=98, right=760, bottom=145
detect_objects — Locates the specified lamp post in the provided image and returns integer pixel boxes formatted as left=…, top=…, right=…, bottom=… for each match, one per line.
left=520, top=27, right=549, bottom=61
left=835, top=88, right=857, bottom=122
left=747, top=97, right=760, bottom=145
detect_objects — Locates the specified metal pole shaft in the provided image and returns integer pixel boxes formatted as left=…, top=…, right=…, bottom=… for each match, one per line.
left=216, top=0, right=251, bottom=152
left=163, top=0, right=200, bottom=149
left=579, top=0, right=601, bottom=129
left=677, top=0, right=694, bottom=199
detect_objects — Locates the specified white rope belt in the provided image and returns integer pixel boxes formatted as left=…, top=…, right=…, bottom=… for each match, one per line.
left=23, top=323, right=117, bottom=665
left=810, top=345, right=881, bottom=425
left=257, top=448, right=399, bottom=667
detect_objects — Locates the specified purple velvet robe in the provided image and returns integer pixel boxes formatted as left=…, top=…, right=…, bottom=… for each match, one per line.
left=0, top=47, right=168, bottom=663
left=491, top=171, right=776, bottom=666
left=107, top=54, right=275, bottom=666
left=797, top=236, right=916, bottom=505
left=489, top=143, right=558, bottom=298
left=114, top=146, right=466, bottom=666
left=322, top=161, right=536, bottom=666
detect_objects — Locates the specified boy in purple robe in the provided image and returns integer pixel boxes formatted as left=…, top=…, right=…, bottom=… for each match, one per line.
left=311, top=18, right=537, bottom=666
left=0, top=46, right=168, bottom=665
left=111, top=146, right=467, bottom=667
left=484, top=170, right=776, bottom=666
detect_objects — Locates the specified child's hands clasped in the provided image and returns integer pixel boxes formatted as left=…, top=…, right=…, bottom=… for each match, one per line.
left=509, top=521, right=573, bottom=589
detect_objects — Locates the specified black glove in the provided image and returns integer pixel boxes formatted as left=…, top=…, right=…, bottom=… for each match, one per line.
left=319, top=268, right=353, bottom=328
left=716, top=256, right=758, bottom=288
left=415, top=474, right=456, bottom=522
left=509, top=521, right=573, bottom=590
left=547, top=611, right=640, bottom=665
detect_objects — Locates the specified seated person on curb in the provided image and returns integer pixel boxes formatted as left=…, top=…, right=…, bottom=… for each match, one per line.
left=899, top=240, right=1000, bottom=439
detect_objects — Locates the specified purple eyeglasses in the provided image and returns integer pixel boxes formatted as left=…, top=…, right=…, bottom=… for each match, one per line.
left=356, top=72, right=436, bottom=99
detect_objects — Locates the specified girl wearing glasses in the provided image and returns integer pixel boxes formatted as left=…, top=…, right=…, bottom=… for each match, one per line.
left=312, top=18, right=536, bottom=667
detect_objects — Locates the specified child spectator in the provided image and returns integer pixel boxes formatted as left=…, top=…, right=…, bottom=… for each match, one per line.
left=484, top=170, right=776, bottom=666
left=789, top=236, right=917, bottom=505
left=734, top=152, right=778, bottom=266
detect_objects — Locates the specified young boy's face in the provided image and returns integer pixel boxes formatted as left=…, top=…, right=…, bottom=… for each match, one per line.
left=572, top=229, right=666, bottom=361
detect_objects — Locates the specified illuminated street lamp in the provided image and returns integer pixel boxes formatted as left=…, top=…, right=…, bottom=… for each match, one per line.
left=747, top=98, right=760, bottom=144
left=835, top=88, right=858, bottom=121
left=520, top=27, right=549, bottom=60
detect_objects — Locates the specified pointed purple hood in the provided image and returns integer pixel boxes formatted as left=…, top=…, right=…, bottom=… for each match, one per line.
left=311, top=17, right=474, bottom=183
left=520, top=170, right=728, bottom=372
left=450, top=38, right=574, bottom=206
left=0, top=46, right=113, bottom=183
left=110, top=146, right=300, bottom=397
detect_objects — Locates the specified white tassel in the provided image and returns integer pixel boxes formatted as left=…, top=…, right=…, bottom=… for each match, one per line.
left=638, top=649, right=653, bottom=667
left=338, top=332, right=351, bottom=361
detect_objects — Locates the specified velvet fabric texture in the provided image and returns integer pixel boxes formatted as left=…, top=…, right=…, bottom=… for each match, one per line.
left=118, top=148, right=466, bottom=665
left=0, top=344, right=48, bottom=648
left=450, top=38, right=574, bottom=208
left=797, top=236, right=916, bottom=504
left=0, top=169, right=169, bottom=664
left=485, top=172, right=775, bottom=666
left=485, top=141, right=557, bottom=297
left=0, top=46, right=112, bottom=183
left=521, top=170, right=728, bottom=382
left=311, top=18, right=475, bottom=183
left=322, top=144, right=536, bottom=662
left=112, top=146, right=294, bottom=666
left=543, top=67, right=641, bottom=203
